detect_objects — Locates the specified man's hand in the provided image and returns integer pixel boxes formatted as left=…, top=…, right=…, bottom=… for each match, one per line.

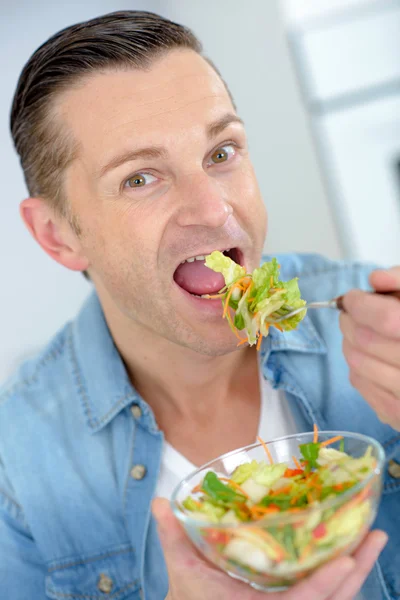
left=152, top=498, right=387, bottom=600
left=340, top=267, right=400, bottom=430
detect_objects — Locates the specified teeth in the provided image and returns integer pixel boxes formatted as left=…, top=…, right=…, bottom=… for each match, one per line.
left=182, top=254, right=206, bottom=264
left=181, top=250, right=233, bottom=265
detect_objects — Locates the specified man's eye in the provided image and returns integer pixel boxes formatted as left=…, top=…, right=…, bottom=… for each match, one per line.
left=209, top=144, right=236, bottom=165
left=124, top=173, right=157, bottom=189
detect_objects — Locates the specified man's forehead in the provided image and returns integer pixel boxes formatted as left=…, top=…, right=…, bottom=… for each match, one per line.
left=58, top=50, right=232, bottom=158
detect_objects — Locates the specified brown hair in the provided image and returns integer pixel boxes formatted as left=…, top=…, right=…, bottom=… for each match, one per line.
left=10, top=10, right=203, bottom=219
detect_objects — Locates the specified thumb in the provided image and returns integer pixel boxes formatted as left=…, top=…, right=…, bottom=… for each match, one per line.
left=152, top=497, right=198, bottom=565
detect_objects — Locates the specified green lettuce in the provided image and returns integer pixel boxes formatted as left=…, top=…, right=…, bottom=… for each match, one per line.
left=205, top=251, right=307, bottom=344
left=204, top=251, right=246, bottom=288
left=253, top=462, right=287, bottom=487
left=231, top=460, right=259, bottom=485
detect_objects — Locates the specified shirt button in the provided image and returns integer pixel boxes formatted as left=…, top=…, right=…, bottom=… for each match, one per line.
left=97, top=573, right=113, bottom=593
left=131, top=404, right=142, bottom=419
left=388, top=459, right=400, bottom=479
left=131, top=464, right=147, bottom=480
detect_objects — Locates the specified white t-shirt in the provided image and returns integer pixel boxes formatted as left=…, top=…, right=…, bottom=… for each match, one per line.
left=155, top=371, right=298, bottom=500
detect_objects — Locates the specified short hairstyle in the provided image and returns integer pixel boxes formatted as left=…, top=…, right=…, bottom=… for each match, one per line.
left=10, top=10, right=203, bottom=217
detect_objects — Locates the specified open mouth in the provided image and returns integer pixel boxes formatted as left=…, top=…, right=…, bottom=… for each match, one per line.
left=173, top=248, right=243, bottom=298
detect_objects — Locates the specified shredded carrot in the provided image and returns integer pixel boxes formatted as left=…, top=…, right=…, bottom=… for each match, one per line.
left=224, top=304, right=242, bottom=340
left=237, top=338, right=248, bottom=347
left=299, top=542, right=314, bottom=562
left=256, top=334, right=263, bottom=351
left=292, top=455, right=302, bottom=470
left=223, top=286, right=238, bottom=318
left=273, top=323, right=284, bottom=332
left=191, top=484, right=202, bottom=494
left=257, top=436, right=274, bottom=465
left=219, top=478, right=249, bottom=498
left=271, top=486, right=292, bottom=496
left=307, top=492, right=313, bottom=504
left=320, top=435, right=344, bottom=448
left=250, top=505, right=280, bottom=518
left=313, top=423, right=319, bottom=444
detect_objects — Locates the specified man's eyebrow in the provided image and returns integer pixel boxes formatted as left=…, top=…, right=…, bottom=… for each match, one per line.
left=206, top=113, right=244, bottom=139
left=97, top=146, right=168, bottom=178
left=97, top=113, right=244, bottom=178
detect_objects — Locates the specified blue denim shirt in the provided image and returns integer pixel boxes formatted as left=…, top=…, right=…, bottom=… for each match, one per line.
left=0, top=254, right=399, bottom=600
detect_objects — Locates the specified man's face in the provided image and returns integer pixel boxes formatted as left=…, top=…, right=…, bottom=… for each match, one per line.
left=61, top=49, right=267, bottom=355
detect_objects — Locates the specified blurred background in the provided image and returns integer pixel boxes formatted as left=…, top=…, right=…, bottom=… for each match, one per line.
left=1, top=0, right=399, bottom=382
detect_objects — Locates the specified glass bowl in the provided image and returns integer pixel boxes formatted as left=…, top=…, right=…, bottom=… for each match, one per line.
left=171, top=431, right=384, bottom=591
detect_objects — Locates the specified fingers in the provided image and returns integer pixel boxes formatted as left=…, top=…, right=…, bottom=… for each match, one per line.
left=152, top=497, right=199, bottom=570
left=348, top=370, right=398, bottom=425
left=340, top=312, right=400, bottom=369
left=369, top=268, right=400, bottom=292
left=284, top=556, right=355, bottom=600
left=342, top=290, right=400, bottom=339
left=328, top=530, right=388, bottom=600
left=342, top=336, right=400, bottom=401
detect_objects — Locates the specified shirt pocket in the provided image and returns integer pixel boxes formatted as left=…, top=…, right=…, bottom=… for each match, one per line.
left=45, top=544, right=141, bottom=600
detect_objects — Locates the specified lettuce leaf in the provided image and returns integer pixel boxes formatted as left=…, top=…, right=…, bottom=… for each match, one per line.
left=253, top=462, right=287, bottom=487
left=231, top=460, right=260, bottom=485
left=205, top=251, right=246, bottom=287
left=205, top=251, right=307, bottom=344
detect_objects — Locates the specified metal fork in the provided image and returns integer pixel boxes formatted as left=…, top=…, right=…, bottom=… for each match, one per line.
left=270, top=290, right=400, bottom=323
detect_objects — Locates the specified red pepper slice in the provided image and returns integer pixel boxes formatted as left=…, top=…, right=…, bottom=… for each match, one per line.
left=312, top=523, right=327, bottom=540
left=284, top=468, right=304, bottom=477
left=203, top=530, right=230, bottom=546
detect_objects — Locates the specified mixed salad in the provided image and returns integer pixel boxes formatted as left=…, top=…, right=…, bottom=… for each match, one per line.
left=205, top=251, right=307, bottom=347
left=180, top=428, right=377, bottom=582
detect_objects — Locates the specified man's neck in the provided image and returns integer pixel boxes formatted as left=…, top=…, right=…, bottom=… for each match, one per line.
left=98, top=292, right=261, bottom=459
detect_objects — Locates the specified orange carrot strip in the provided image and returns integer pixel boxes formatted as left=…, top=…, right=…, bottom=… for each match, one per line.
left=251, top=506, right=280, bottom=516
left=293, top=455, right=302, bottom=470
left=273, top=323, right=284, bottom=332
left=313, top=423, right=319, bottom=444
left=219, top=478, right=249, bottom=498
left=320, top=435, right=344, bottom=448
left=257, top=436, right=274, bottom=465
left=223, top=286, right=238, bottom=318
left=224, top=305, right=242, bottom=340
left=256, top=335, right=263, bottom=351
left=237, top=338, right=248, bottom=347
left=271, top=486, right=292, bottom=496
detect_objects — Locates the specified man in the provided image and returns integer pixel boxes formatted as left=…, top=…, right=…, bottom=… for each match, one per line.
left=1, top=10, right=399, bottom=600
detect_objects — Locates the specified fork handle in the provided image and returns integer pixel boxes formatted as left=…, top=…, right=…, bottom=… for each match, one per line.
left=336, top=290, right=400, bottom=311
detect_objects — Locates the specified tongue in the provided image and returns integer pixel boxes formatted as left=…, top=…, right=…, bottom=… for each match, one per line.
left=174, top=260, right=225, bottom=295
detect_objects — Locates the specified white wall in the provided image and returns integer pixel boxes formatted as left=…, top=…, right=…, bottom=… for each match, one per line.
left=0, top=0, right=342, bottom=382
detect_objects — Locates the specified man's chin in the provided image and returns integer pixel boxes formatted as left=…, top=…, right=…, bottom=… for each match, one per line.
left=177, top=327, right=244, bottom=357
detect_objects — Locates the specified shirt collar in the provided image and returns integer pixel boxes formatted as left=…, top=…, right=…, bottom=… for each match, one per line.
left=259, top=312, right=327, bottom=363
left=70, top=291, right=326, bottom=434
left=69, top=291, right=159, bottom=434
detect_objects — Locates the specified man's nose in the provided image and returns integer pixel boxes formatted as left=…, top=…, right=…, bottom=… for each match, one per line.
left=175, top=171, right=233, bottom=229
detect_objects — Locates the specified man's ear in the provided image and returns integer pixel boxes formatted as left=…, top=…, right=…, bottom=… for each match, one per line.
left=20, top=197, right=89, bottom=272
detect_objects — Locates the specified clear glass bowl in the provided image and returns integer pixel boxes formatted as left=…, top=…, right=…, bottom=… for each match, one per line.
left=171, top=431, right=384, bottom=592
